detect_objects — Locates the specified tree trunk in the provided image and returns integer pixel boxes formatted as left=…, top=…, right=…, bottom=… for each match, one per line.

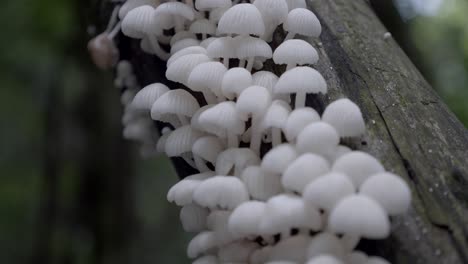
left=97, top=0, right=468, bottom=263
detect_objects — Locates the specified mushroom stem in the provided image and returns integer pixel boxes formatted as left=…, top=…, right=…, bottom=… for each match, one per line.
left=286, top=63, right=296, bottom=71
left=250, top=115, right=263, bottom=154
left=272, top=128, right=282, bottom=147
left=227, top=133, right=239, bottom=148
left=105, top=5, right=120, bottom=33
left=284, top=32, right=295, bottom=41
left=148, top=35, right=170, bottom=60
left=202, top=33, right=207, bottom=40
left=223, top=57, right=229, bottom=68
left=177, top=115, right=190, bottom=126
left=108, top=21, right=121, bottom=39
left=295, top=92, right=307, bottom=108
left=194, top=155, right=210, bottom=172
left=238, top=59, right=246, bottom=68
left=182, top=155, right=196, bottom=168
left=246, top=57, right=255, bottom=72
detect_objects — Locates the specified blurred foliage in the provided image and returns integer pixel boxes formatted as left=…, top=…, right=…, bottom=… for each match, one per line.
left=408, top=0, right=468, bottom=125
left=0, top=0, right=467, bottom=264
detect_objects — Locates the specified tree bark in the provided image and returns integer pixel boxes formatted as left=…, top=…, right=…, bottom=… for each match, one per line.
left=98, top=0, right=468, bottom=263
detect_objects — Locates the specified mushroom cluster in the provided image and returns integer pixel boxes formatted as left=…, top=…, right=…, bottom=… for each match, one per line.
left=101, top=1, right=412, bottom=263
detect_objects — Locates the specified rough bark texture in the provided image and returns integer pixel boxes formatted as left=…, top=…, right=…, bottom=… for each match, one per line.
left=100, top=0, right=468, bottom=263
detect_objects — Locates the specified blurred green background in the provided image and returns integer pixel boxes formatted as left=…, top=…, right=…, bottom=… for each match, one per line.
left=0, top=0, right=466, bottom=264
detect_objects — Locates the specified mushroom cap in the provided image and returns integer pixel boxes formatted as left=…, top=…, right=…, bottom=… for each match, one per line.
left=218, top=241, right=259, bottom=262
left=170, top=38, right=200, bottom=54
left=194, top=176, right=249, bottom=210
left=236, top=36, right=273, bottom=60
left=207, top=36, right=237, bottom=60
left=284, top=108, right=321, bottom=141
left=322, top=98, right=366, bottom=138
left=192, top=136, right=225, bottom=163
left=328, top=195, right=390, bottom=239
left=217, top=4, right=266, bottom=36
left=122, top=118, right=153, bottom=141
left=198, top=101, right=245, bottom=137
left=296, top=122, right=340, bottom=156
left=282, top=153, right=330, bottom=194
left=119, top=0, right=160, bottom=19
left=191, top=104, right=215, bottom=131
left=360, top=172, right=411, bottom=215
left=151, top=89, right=200, bottom=121
left=251, top=246, right=273, bottom=264
left=261, top=144, right=298, bottom=174
left=274, top=67, right=327, bottom=95
left=190, top=19, right=217, bottom=35
left=236, top=85, right=272, bottom=121
left=187, top=61, right=227, bottom=95
left=347, top=251, right=368, bottom=264
left=331, top=151, right=385, bottom=186
left=167, top=46, right=207, bottom=67
left=216, top=148, right=261, bottom=176
left=196, top=0, right=231, bottom=11
left=273, top=39, right=319, bottom=66
left=306, top=255, right=344, bottom=264
left=166, top=53, right=212, bottom=86
left=156, top=129, right=172, bottom=153
left=284, top=8, right=321, bottom=37
left=170, top=30, right=197, bottom=46
left=180, top=204, right=209, bottom=232
left=324, top=145, right=352, bottom=163
left=228, top=200, right=267, bottom=237
left=260, top=100, right=292, bottom=130
left=167, top=171, right=215, bottom=206
left=221, top=67, right=253, bottom=100
left=252, top=71, right=279, bottom=91
left=131, top=83, right=169, bottom=110
left=241, top=166, right=283, bottom=201
left=253, top=0, right=289, bottom=26
left=260, top=194, right=322, bottom=234
left=303, top=172, right=355, bottom=211
left=200, top=37, right=218, bottom=48
left=155, top=2, right=195, bottom=21
left=193, top=255, right=219, bottom=264
left=87, top=33, right=119, bottom=70
left=121, top=5, right=158, bottom=38
left=165, top=125, right=205, bottom=157
left=187, top=231, right=217, bottom=258
left=268, top=235, right=310, bottom=262
left=306, top=232, right=346, bottom=260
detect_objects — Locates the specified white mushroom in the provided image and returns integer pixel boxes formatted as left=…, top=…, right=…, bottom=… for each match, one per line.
left=221, top=67, right=253, bottom=100
left=321, top=98, right=366, bottom=138
left=331, top=151, right=385, bottom=186
left=284, top=108, right=321, bottom=142
left=268, top=235, right=310, bottom=262
left=273, top=39, right=319, bottom=70
left=260, top=100, right=291, bottom=146
left=218, top=241, right=259, bottom=262
left=187, top=231, right=217, bottom=258
left=328, top=194, right=390, bottom=239
left=189, top=19, right=216, bottom=39
left=261, top=144, right=298, bottom=175
left=180, top=204, right=209, bottom=232
left=167, top=171, right=215, bottom=206
left=236, top=36, right=272, bottom=71
left=207, top=36, right=237, bottom=68
left=284, top=8, right=321, bottom=40
left=187, top=61, right=227, bottom=103
left=193, top=176, right=250, bottom=210
left=306, top=255, right=344, bottom=264
left=167, top=45, right=207, bottom=67
left=166, top=53, right=212, bottom=86
left=296, top=122, right=340, bottom=157
left=217, top=3, right=265, bottom=37
left=282, top=153, right=330, bottom=194
left=216, top=148, right=261, bottom=176
left=192, top=136, right=225, bottom=172
left=151, top=89, right=200, bottom=126
left=131, top=83, right=169, bottom=111
left=253, top=0, right=288, bottom=42
left=228, top=200, right=267, bottom=237
left=306, top=232, right=346, bottom=260
left=193, top=255, right=219, bottom=264
left=241, top=166, right=283, bottom=201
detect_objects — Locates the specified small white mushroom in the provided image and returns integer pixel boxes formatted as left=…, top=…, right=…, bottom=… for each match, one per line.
left=192, top=136, right=225, bottom=171
left=282, top=153, right=330, bottom=194
left=154, top=2, right=195, bottom=32
left=190, top=19, right=216, bottom=39
left=303, top=172, right=355, bottom=211
left=170, top=30, right=197, bottom=46
left=180, top=204, right=209, bottom=232
left=284, top=8, right=321, bottom=40
left=241, top=166, right=283, bottom=201
left=187, top=61, right=227, bottom=103
left=119, top=0, right=160, bottom=20
left=296, top=122, right=340, bottom=157
left=167, top=45, right=207, bottom=67
left=321, top=98, right=366, bottom=138
left=284, top=108, right=321, bottom=142
left=273, top=39, right=319, bottom=70
left=221, top=67, right=253, bottom=100
left=360, top=172, right=411, bottom=215
left=331, top=151, right=385, bottom=186
left=193, top=176, right=250, bottom=210
left=216, top=148, right=261, bottom=176
left=228, top=200, right=267, bottom=237
left=261, top=144, right=298, bottom=175
left=167, top=171, right=215, bottom=205
left=187, top=231, right=217, bottom=258
left=170, top=38, right=201, bottom=54
left=253, top=0, right=289, bottom=42
left=151, top=89, right=200, bottom=126
left=166, top=53, right=212, bottom=86
left=328, top=194, right=390, bottom=239
left=199, top=102, right=245, bottom=148
left=274, top=67, right=327, bottom=108
left=236, top=85, right=272, bottom=154
left=236, top=36, right=272, bottom=71
left=260, top=100, right=291, bottom=146
left=207, top=36, right=237, bottom=68
left=217, top=3, right=266, bottom=37
left=131, top=83, right=169, bottom=111
left=206, top=210, right=235, bottom=245
left=164, top=125, right=205, bottom=162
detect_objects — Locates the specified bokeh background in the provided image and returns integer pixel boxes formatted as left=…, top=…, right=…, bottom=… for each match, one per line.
left=0, top=0, right=466, bottom=263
